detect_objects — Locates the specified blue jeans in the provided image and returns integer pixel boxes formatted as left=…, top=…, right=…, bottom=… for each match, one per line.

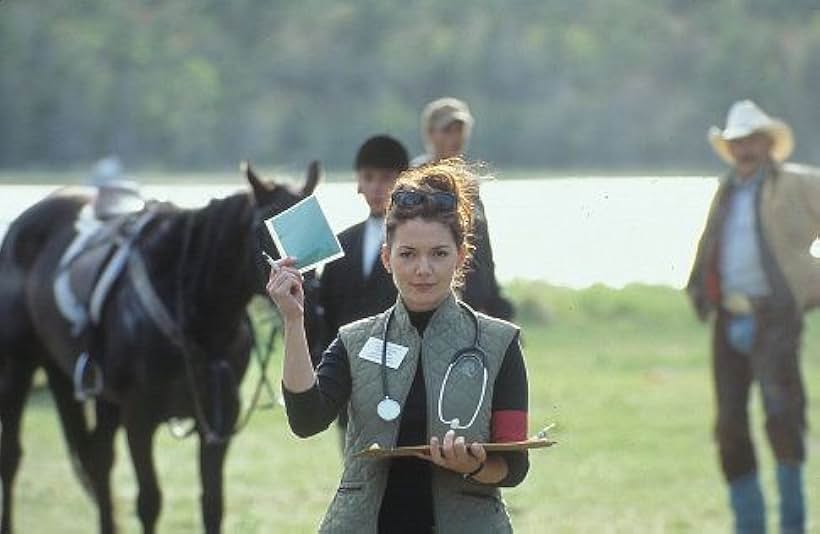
left=726, top=313, right=756, bottom=355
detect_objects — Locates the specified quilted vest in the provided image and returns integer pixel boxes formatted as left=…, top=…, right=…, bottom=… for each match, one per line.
left=318, top=293, right=519, bottom=533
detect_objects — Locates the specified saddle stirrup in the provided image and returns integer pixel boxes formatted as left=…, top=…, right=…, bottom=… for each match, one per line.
left=73, top=352, right=103, bottom=401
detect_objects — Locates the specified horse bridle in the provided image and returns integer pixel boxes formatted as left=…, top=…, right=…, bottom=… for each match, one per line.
left=129, top=203, right=279, bottom=445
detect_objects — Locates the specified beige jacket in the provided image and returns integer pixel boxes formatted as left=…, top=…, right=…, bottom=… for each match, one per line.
left=687, top=162, right=820, bottom=320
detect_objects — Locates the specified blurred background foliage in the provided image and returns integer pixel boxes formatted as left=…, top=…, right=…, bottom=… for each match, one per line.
left=2, top=0, right=820, bottom=171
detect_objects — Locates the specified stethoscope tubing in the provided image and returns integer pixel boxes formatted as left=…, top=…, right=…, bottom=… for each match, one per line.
left=379, top=302, right=487, bottom=428
left=436, top=350, right=488, bottom=429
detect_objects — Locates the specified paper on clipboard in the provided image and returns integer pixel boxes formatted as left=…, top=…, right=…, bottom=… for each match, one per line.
left=264, top=195, right=345, bottom=273
left=354, top=437, right=557, bottom=459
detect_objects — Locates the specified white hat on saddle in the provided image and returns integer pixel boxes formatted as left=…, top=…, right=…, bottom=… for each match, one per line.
left=89, top=156, right=144, bottom=218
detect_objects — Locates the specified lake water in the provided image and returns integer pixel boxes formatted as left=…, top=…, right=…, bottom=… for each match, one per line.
left=0, top=177, right=719, bottom=289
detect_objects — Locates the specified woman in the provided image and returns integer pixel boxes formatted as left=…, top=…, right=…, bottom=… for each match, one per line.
left=267, top=159, right=529, bottom=533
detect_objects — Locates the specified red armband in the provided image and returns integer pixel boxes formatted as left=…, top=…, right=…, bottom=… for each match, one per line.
left=491, top=410, right=527, bottom=442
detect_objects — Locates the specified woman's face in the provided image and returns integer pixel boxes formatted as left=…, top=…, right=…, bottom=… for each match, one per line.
left=382, top=217, right=465, bottom=312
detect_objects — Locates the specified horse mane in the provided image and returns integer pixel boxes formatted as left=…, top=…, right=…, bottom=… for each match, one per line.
left=182, top=192, right=256, bottom=344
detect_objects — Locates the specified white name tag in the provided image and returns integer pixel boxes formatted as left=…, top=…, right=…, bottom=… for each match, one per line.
left=358, top=337, right=409, bottom=370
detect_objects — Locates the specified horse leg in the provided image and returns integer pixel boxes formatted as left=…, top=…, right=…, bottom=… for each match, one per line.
left=43, top=362, right=120, bottom=534
left=199, top=439, right=229, bottom=534
left=0, top=355, right=37, bottom=534
left=124, top=414, right=161, bottom=534
left=85, top=401, right=121, bottom=534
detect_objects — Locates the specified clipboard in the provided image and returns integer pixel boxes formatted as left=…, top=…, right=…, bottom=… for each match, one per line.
left=354, top=437, right=556, bottom=459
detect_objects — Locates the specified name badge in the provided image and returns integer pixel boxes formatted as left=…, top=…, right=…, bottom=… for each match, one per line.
left=358, top=337, right=408, bottom=370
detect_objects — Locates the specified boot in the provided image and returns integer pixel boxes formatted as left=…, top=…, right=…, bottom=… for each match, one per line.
left=776, top=463, right=804, bottom=534
left=729, top=471, right=766, bottom=534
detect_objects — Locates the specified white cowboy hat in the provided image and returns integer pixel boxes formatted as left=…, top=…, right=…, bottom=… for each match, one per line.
left=708, top=100, right=794, bottom=164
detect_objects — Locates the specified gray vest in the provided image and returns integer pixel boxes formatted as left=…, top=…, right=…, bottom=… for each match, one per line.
left=318, top=293, right=519, bottom=533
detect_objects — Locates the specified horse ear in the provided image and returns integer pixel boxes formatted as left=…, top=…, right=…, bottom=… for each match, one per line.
left=242, top=160, right=267, bottom=201
left=302, top=160, right=322, bottom=196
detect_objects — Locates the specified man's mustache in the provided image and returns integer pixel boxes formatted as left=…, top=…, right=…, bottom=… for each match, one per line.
left=737, top=153, right=762, bottom=163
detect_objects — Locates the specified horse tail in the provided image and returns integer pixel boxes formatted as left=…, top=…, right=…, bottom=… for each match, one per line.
left=0, top=220, right=34, bottom=354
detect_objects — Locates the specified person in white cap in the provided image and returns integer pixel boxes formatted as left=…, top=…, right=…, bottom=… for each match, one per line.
left=687, top=100, right=820, bottom=534
left=410, top=97, right=475, bottom=168
left=409, top=98, right=514, bottom=322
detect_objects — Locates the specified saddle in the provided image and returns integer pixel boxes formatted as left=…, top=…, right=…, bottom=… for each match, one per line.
left=54, top=202, right=157, bottom=337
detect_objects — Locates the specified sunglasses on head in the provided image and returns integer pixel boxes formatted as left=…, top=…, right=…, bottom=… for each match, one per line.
left=391, top=189, right=457, bottom=211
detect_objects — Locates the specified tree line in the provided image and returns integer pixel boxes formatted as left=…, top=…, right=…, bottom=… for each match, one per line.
left=1, top=0, right=819, bottom=172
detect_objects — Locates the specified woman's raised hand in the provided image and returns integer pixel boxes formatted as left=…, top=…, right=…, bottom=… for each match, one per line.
left=265, top=257, right=305, bottom=322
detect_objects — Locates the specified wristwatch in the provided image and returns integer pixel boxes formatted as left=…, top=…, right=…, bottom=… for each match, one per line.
left=462, top=461, right=486, bottom=481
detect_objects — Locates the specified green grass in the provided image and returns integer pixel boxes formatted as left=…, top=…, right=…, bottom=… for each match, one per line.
left=9, top=283, right=820, bottom=533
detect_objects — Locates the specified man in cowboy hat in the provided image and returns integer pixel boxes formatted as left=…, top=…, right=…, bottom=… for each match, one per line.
left=688, top=100, right=820, bottom=533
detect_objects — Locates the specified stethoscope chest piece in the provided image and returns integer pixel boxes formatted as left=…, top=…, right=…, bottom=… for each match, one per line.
left=377, top=396, right=401, bottom=421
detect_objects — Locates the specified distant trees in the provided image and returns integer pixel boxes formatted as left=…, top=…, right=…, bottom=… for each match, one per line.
left=1, top=0, right=818, bottom=171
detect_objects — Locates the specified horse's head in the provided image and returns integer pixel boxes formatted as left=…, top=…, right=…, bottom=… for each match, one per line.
left=244, top=160, right=321, bottom=217
left=243, top=161, right=322, bottom=294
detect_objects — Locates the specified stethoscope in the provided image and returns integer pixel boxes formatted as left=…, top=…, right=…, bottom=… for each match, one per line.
left=376, top=302, right=489, bottom=430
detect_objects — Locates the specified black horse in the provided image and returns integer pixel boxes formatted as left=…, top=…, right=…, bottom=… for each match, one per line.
left=0, top=163, right=319, bottom=534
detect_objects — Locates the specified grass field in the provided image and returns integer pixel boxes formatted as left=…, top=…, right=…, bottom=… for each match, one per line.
left=8, top=283, right=820, bottom=533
